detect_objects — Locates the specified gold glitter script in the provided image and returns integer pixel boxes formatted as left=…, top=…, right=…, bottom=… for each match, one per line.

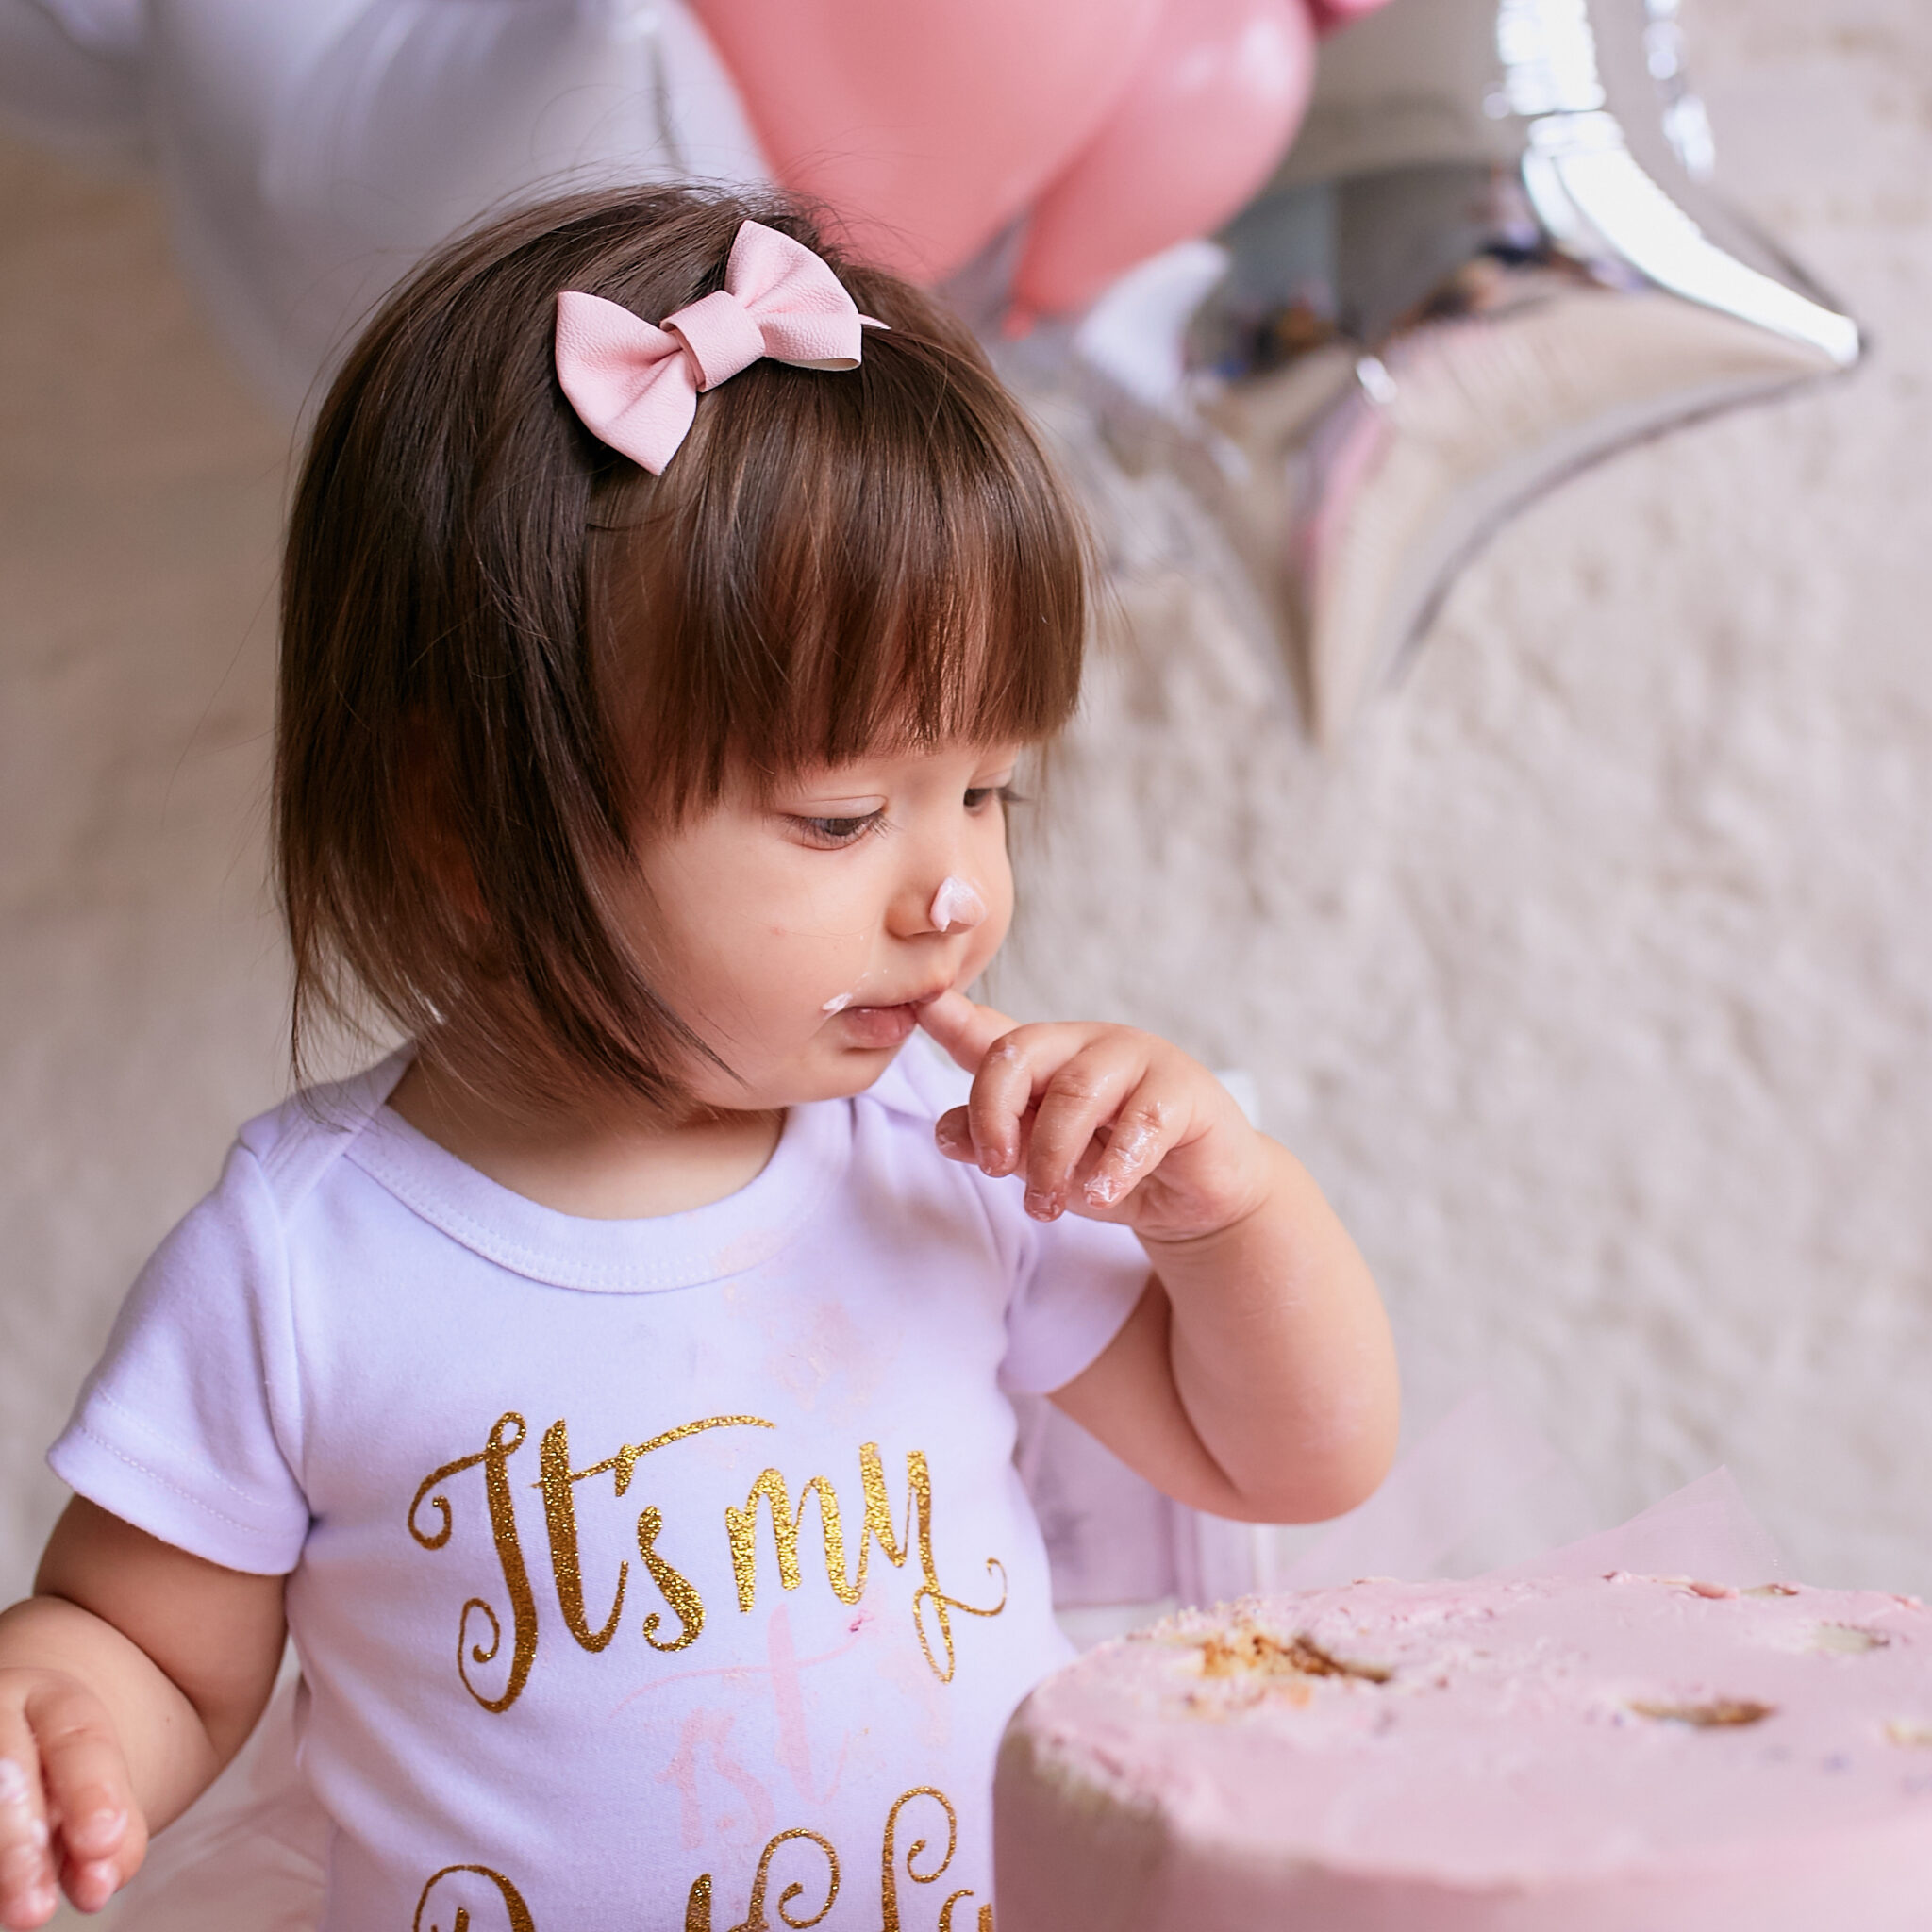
left=408, top=1414, right=539, bottom=1714
left=880, top=1787, right=991, bottom=1932
left=725, top=1444, right=1006, bottom=1682
left=412, top=1863, right=537, bottom=1932
left=420, top=1788, right=991, bottom=1932
left=540, top=1419, right=626, bottom=1652
left=639, top=1504, right=703, bottom=1652
left=408, top=1411, right=773, bottom=1711
left=680, top=1788, right=987, bottom=1932
left=684, top=1826, right=840, bottom=1931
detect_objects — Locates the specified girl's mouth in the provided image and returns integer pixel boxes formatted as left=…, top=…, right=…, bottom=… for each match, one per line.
left=831, top=1002, right=923, bottom=1048
left=825, top=988, right=944, bottom=1049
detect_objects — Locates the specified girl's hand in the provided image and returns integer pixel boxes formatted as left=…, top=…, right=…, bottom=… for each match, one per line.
left=0, top=1668, right=143, bottom=1928
left=919, top=991, right=1268, bottom=1245
left=923, top=991, right=1400, bottom=1526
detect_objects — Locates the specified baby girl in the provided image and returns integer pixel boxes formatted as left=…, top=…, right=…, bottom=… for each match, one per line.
left=0, top=186, right=1396, bottom=1930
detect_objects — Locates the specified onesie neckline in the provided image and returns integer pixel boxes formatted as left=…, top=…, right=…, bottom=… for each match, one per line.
left=343, top=1078, right=851, bottom=1295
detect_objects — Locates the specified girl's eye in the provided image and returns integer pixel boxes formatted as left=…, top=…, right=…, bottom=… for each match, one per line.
left=793, top=810, right=885, bottom=847
left=965, top=784, right=1023, bottom=813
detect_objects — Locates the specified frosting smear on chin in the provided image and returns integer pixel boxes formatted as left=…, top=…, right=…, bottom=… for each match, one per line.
left=995, top=1572, right=1932, bottom=1931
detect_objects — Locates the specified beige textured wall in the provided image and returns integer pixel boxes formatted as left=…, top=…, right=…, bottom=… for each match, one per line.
left=4, top=0, right=1931, bottom=1627
left=0, top=139, right=290, bottom=1598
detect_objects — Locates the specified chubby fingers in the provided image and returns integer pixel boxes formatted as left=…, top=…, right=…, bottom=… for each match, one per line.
left=924, top=991, right=1053, bottom=1185
left=917, top=990, right=1023, bottom=1074
left=0, top=1680, right=141, bottom=1926
left=948, top=1020, right=1100, bottom=1187
left=1077, top=1072, right=1188, bottom=1212
left=932, top=1020, right=1191, bottom=1221
left=37, top=1674, right=141, bottom=1915
left=1019, top=1045, right=1162, bottom=1219
left=0, top=1746, right=56, bottom=1931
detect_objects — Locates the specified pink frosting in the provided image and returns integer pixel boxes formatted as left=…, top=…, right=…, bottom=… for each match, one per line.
left=995, top=1574, right=1932, bottom=1930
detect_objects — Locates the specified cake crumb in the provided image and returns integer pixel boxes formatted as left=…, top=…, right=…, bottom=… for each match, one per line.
left=1186, top=1683, right=1267, bottom=1718
left=1287, top=1635, right=1394, bottom=1683
left=1813, top=1624, right=1890, bottom=1656
left=1630, top=1698, right=1776, bottom=1728
left=1199, top=1628, right=1392, bottom=1685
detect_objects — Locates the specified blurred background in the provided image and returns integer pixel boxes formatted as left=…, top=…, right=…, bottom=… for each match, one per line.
left=3, top=0, right=1930, bottom=1663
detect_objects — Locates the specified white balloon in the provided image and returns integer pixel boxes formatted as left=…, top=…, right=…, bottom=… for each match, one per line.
left=0, top=0, right=144, bottom=156
left=28, top=0, right=139, bottom=43
left=143, top=0, right=767, bottom=410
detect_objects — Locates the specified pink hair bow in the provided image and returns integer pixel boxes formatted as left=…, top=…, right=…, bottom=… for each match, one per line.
left=554, top=220, right=879, bottom=475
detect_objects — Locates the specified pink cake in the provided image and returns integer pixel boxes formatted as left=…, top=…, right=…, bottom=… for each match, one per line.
left=995, top=1572, right=1932, bottom=1929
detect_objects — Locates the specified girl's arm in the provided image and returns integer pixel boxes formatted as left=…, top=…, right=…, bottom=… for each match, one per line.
left=0, top=1499, right=286, bottom=1930
left=921, top=993, right=1399, bottom=1524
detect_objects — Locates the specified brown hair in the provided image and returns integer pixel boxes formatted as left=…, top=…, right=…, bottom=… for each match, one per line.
left=275, top=185, right=1088, bottom=1116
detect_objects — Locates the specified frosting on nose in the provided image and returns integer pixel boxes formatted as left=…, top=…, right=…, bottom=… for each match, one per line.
left=928, top=875, right=987, bottom=933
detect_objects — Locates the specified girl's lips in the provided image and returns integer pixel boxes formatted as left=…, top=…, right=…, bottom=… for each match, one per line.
left=829, top=994, right=941, bottom=1049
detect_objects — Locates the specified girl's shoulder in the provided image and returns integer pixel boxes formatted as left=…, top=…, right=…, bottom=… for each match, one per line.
left=230, top=1048, right=412, bottom=1221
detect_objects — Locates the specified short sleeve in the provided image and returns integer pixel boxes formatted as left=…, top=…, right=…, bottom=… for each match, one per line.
left=48, top=1142, right=310, bottom=1574
left=996, top=1206, right=1150, bottom=1396
left=865, top=1036, right=1151, bottom=1396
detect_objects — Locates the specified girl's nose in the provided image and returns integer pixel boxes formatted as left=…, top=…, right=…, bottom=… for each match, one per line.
left=927, top=874, right=987, bottom=934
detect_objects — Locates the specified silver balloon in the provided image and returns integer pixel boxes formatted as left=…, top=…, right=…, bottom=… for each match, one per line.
left=1079, top=0, right=1863, bottom=741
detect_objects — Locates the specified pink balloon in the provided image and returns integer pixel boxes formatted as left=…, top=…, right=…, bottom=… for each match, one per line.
left=1307, top=0, right=1397, bottom=32
left=691, top=0, right=1163, bottom=284
left=1010, top=0, right=1317, bottom=325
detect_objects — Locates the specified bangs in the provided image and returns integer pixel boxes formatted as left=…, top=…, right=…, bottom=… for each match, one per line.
left=588, top=292, right=1089, bottom=814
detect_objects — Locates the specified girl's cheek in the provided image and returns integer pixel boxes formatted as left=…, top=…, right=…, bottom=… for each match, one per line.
left=962, top=890, right=1013, bottom=983
left=982, top=841, right=1017, bottom=941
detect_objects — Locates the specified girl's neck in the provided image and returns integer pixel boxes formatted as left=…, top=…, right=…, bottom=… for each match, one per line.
left=386, top=1056, right=783, bottom=1220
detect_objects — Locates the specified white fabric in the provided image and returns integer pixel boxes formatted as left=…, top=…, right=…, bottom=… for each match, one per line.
left=52, top=1041, right=1147, bottom=1930
left=152, top=0, right=768, bottom=412
left=0, top=0, right=144, bottom=156
left=3, top=1, right=769, bottom=409
left=31, top=0, right=138, bottom=51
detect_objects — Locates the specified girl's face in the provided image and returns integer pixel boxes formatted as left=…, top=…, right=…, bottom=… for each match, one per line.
left=630, top=740, right=1021, bottom=1112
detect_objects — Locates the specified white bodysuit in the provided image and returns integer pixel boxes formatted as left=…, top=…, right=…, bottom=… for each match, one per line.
left=50, top=1044, right=1148, bottom=1931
